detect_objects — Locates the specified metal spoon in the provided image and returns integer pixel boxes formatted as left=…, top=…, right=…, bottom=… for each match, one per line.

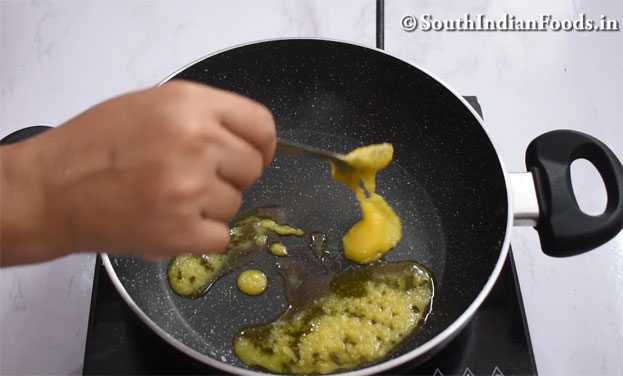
left=275, top=138, right=353, bottom=173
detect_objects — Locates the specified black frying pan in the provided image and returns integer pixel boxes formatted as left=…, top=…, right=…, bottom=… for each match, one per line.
left=4, top=39, right=621, bottom=375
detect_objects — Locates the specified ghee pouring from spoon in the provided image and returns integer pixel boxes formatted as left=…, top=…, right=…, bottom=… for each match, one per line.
left=331, top=143, right=401, bottom=264
left=275, top=139, right=401, bottom=264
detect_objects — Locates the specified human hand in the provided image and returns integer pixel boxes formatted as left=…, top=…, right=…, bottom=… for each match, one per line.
left=0, top=81, right=276, bottom=266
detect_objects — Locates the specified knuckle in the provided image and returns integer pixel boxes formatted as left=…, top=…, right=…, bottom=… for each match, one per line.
left=160, top=80, right=199, bottom=101
left=168, top=176, right=204, bottom=200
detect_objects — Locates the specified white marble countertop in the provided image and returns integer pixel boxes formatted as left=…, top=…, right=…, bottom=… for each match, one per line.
left=1, top=1, right=621, bottom=375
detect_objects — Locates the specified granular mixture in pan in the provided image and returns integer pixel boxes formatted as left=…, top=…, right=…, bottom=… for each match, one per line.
left=233, top=261, right=434, bottom=374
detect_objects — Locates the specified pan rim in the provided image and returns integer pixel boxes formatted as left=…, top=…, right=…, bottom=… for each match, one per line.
left=102, top=36, right=514, bottom=375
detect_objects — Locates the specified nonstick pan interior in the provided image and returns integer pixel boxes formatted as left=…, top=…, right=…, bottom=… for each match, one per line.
left=108, top=39, right=509, bottom=373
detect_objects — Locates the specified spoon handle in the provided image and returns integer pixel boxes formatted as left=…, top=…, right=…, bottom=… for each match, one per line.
left=276, top=139, right=352, bottom=172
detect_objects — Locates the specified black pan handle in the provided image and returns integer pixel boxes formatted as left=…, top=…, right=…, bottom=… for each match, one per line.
left=0, top=126, right=52, bottom=145
left=525, top=129, right=622, bottom=257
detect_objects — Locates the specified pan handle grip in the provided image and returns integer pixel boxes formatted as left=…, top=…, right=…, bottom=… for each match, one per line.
left=0, top=126, right=52, bottom=145
left=525, top=129, right=622, bottom=257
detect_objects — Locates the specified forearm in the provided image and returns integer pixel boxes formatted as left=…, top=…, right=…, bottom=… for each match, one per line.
left=0, top=141, right=65, bottom=266
left=0, top=81, right=275, bottom=265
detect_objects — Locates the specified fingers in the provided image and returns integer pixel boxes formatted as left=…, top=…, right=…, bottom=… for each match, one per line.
left=212, top=127, right=265, bottom=189
left=185, top=219, right=232, bottom=255
left=161, top=80, right=276, bottom=170
left=209, top=92, right=276, bottom=165
left=135, top=81, right=277, bottom=262
left=201, top=177, right=242, bottom=221
left=217, top=101, right=276, bottom=170
left=176, top=81, right=276, bottom=169
left=144, top=219, right=231, bottom=261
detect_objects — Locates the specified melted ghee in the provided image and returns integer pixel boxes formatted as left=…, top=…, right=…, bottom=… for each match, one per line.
left=233, top=261, right=433, bottom=374
left=167, top=207, right=304, bottom=298
left=331, top=143, right=401, bottom=264
left=260, top=220, right=304, bottom=236
left=269, top=242, right=288, bottom=256
left=237, top=270, right=269, bottom=295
